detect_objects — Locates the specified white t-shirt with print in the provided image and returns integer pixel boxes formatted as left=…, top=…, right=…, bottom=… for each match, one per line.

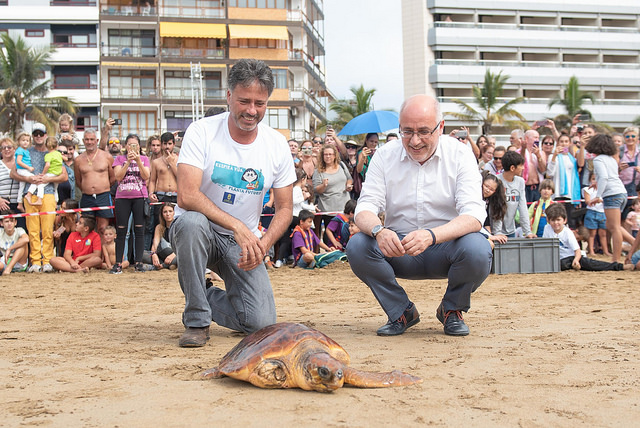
left=0, top=226, right=26, bottom=254
left=175, top=112, right=296, bottom=237
left=543, top=224, right=579, bottom=260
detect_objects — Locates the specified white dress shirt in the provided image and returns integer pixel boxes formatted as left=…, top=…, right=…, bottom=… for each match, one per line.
left=355, top=135, right=486, bottom=235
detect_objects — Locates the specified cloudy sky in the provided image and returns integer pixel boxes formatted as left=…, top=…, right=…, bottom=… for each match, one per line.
left=323, top=0, right=404, bottom=112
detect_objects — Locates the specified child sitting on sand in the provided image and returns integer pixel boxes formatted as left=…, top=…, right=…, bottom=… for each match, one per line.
left=324, top=199, right=356, bottom=251
left=50, top=216, right=103, bottom=273
left=291, top=210, right=346, bottom=269
left=102, top=225, right=128, bottom=271
left=543, top=204, right=633, bottom=271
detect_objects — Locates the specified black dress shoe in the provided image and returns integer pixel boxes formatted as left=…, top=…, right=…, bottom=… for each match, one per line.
left=436, top=304, right=469, bottom=336
left=377, top=303, right=420, bottom=336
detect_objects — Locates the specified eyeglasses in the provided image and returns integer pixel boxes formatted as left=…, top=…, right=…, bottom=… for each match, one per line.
left=399, top=121, right=442, bottom=140
left=1, top=146, right=13, bottom=151
left=542, top=142, right=554, bottom=146
left=109, top=139, right=120, bottom=144
left=626, top=135, right=637, bottom=139
left=493, top=157, right=502, bottom=161
left=32, top=131, right=45, bottom=137
left=58, top=150, right=68, bottom=154
left=345, top=145, right=357, bottom=150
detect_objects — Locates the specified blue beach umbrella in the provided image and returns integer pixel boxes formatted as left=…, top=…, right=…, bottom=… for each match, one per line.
left=337, top=110, right=399, bottom=136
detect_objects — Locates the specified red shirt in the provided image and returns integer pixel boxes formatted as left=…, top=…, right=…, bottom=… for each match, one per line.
left=65, top=230, right=101, bottom=260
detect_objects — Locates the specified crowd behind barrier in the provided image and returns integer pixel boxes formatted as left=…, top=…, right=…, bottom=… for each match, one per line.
left=1, top=115, right=639, bottom=276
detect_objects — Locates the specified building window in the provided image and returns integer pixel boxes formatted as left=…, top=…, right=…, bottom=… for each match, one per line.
left=25, top=29, right=45, bottom=38
left=229, top=0, right=285, bottom=8
left=265, top=108, right=288, bottom=129
left=110, top=111, right=157, bottom=138
left=273, top=69, right=288, bottom=89
left=54, top=74, right=97, bottom=89
left=75, top=114, right=98, bottom=131
left=229, top=38, right=287, bottom=49
left=108, top=29, right=156, bottom=57
left=108, top=70, right=156, bottom=97
left=53, top=33, right=96, bottom=48
left=50, top=0, right=98, bottom=5
left=164, top=70, right=222, bottom=98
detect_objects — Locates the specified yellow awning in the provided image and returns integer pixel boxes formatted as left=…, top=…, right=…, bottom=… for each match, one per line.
left=160, top=22, right=227, bottom=39
left=228, top=25, right=288, bottom=40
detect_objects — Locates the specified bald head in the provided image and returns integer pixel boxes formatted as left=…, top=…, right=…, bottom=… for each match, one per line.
left=400, top=95, right=442, bottom=124
left=398, top=95, right=443, bottom=164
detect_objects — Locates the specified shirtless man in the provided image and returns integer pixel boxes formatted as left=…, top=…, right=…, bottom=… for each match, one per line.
left=146, top=132, right=178, bottom=248
left=74, top=128, right=115, bottom=236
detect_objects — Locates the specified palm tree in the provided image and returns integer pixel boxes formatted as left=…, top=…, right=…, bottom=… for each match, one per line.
left=0, top=33, right=76, bottom=137
left=328, top=84, right=376, bottom=131
left=548, top=76, right=596, bottom=120
left=445, top=69, right=526, bottom=134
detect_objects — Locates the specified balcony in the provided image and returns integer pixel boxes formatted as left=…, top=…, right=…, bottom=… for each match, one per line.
left=290, top=87, right=326, bottom=115
left=160, top=5, right=224, bottom=19
left=101, top=44, right=158, bottom=57
left=162, top=87, right=226, bottom=99
left=51, top=0, right=97, bottom=5
left=160, top=47, right=224, bottom=60
left=100, top=4, right=156, bottom=16
left=287, top=9, right=324, bottom=46
left=104, top=87, right=159, bottom=99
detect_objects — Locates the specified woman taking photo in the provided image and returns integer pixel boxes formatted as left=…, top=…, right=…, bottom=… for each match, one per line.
left=356, top=133, right=379, bottom=182
left=297, top=139, right=317, bottom=180
left=110, top=134, right=150, bottom=274
left=312, top=144, right=353, bottom=240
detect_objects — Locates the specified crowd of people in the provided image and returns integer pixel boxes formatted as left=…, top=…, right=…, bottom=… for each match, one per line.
left=1, top=59, right=639, bottom=354
left=0, top=113, right=180, bottom=275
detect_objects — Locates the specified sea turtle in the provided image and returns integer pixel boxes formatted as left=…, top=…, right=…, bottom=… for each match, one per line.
left=202, top=322, right=422, bottom=392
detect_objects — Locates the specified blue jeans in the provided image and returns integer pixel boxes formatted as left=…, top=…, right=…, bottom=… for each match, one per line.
left=346, top=231, right=493, bottom=322
left=170, top=211, right=276, bottom=333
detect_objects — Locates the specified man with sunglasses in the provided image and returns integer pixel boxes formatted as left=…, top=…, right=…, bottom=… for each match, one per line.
left=347, top=95, right=492, bottom=337
left=483, top=145, right=505, bottom=175
left=55, top=144, right=75, bottom=202
left=10, top=123, right=69, bottom=273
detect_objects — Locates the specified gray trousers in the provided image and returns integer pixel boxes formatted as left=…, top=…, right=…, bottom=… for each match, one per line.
left=346, top=231, right=493, bottom=322
left=170, top=211, right=276, bottom=333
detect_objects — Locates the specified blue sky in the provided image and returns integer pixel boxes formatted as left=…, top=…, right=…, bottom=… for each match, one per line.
left=323, top=0, right=404, bottom=112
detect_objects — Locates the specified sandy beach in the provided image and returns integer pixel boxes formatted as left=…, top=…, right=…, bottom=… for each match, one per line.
left=1, top=262, right=638, bottom=427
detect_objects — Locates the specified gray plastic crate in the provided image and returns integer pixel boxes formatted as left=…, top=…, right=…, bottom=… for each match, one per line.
left=492, top=237, right=560, bottom=274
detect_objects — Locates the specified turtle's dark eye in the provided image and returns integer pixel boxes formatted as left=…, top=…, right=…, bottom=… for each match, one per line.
left=317, top=366, right=331, bottom=380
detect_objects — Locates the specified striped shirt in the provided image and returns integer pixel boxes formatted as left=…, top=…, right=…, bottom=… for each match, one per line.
left=0, top=160, right=20, bottom=203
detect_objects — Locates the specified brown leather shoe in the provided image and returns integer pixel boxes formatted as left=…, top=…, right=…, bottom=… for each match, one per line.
left=179, top=326, right=210, bottom=348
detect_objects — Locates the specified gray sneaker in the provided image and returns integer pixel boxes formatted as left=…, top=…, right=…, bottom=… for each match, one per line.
left=42, top=263, right=54, bottom=273
left=28, top=264, right=42, bottom=273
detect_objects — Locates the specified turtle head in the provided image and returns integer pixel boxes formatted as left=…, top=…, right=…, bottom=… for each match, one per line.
left=302, top=353, right=345, bottom=392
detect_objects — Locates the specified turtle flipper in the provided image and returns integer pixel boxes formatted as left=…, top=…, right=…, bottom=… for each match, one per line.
left=202, top=367, right=224, bottom=379
left=343, top=367, right=422, bottom=388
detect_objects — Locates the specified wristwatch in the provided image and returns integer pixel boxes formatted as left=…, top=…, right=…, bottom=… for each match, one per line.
left=371, top=224, right=385, bottom=238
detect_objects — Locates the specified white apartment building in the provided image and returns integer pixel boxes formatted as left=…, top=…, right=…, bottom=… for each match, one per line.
left=1, top=0, right=330, bottom=142
left=0, top=0, right=101, bottom=135
left=402, top=0, right=640, bottom=135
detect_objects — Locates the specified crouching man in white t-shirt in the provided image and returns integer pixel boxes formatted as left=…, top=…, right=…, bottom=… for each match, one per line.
left=170, top=59, right=296, bottom=347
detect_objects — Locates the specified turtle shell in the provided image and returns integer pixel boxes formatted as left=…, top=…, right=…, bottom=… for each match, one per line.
left=216, top=322, right=350, bottom=376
